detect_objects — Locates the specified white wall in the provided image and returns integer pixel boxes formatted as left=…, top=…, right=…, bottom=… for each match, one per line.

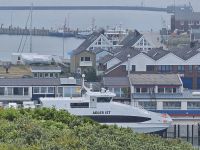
left=123, top=53, right=155, bottom=71
left=107, top=58, right=121, bottom=69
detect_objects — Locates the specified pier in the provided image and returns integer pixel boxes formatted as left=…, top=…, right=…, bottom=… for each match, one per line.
left=0, top=5, right=193, bottom=14
left=0, top=26, right=79, bottom=38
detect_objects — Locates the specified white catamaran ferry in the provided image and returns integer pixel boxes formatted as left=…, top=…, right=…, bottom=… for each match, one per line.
left=40, top=75, right=172, bottom=133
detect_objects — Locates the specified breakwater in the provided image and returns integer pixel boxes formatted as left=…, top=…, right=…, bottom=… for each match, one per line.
left=0, top=26, right=79, bottom=38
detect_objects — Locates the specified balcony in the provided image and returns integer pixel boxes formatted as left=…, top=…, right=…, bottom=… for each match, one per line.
left=80, top=61, right=93, bottom=67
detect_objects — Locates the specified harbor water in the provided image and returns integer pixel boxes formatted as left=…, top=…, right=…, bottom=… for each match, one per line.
left=0, top=0, right=199, bottom=61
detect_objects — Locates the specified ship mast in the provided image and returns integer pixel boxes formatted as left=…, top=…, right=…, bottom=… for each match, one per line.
left=30, top=3, right=33, bottom=53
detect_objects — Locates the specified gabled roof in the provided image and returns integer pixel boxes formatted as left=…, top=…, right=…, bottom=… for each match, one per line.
left=98, top=54, right=114, bottom=64
left=170, top=44, right=200, bottom=60
left=91, top=47, right=114, bottom=55
left=119, top=30, right=142, bottom=47
left=115, top=47, right=140, bottom=62
left=103, top=77, right=130, bottom=86
left=142, top=48, right=170, bottom=61
left=129, top=74, right=182, bottom=86
left=71, top=31, right=101, bottom=55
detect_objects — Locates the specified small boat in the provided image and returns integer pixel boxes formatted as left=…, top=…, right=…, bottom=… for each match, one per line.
left=40, top=74, right=172, bottom=133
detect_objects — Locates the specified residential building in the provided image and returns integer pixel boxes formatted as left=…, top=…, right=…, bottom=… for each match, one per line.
left=0, top=77, right=81, bottom=105
left=103, top=74, right=200, bottom=123
left=103, top=44, right=200, bottom=89
left=31, top=65, right=62, bottom=78
left=171, top=11, right=200, bottom=32
left=70, top=31, right=113, bottom=73
left=102, top=76, right=131, bottom=104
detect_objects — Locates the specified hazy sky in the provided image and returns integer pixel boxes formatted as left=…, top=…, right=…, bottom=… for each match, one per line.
left=0, top=0, right=198, bottom=9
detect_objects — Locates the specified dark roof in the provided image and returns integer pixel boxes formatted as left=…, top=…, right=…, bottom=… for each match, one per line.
left=115, top=47, right=140, bottom=62
left=0, top=78, right=60, bottom=86
left=91, top=47, right=114, bottom=55
left=31, top=65, right=61, bottom=71
left=170, top=44, right=200, bottom=60
left=129, top=74, right=182, bottom=86
left=98, top=54, right=114, bottom=64
left=71, top=31, right=101, bottom=55
left=111, top=46, right=124, bottom=55
left=119, top=30, right=143, bottom=47
left=175, top=12, right=200, bottom=21
left=103, top=77, right=130, bottom=86
left=142, top=48, right=170, bottom=60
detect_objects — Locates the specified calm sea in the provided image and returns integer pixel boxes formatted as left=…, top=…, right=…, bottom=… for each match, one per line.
left=0, top=0, right=199, bottom=61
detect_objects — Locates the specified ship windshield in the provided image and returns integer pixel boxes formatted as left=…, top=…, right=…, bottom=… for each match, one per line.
left=97, top=97, right=112, bottom=103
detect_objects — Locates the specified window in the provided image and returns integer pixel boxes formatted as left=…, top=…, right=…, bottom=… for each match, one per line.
left=178, top=65, right=185, bottom=72
left=33, top=73, right=38, bottom=78
left=136, top=88, right=140, bottom=93
left=39, top=73, right=43, bottom=78
left=13, top=87, right=23, bottom=95
left=85, top=57, right=90, bottom=61
left=163, top=102, right=181, bottom=109
left=48, top=87, right=54, bottom=93
left=97, top=97, right=112, bottom=103
left=132, top=65, right=135, bottom=72
left=158, top=88, right=164, bottom=93
left=197, top=21, right=200, bottom=25
left=55, top=73, right=59, bottom=78
left=165, top=88, right=172, bottom=93
left=41, top=87, right=47, bottom=93
left=50, top=73, right=54, bottom=78
left=72, top=87, right=81, bottom=97
left=24, top=87, right=29, bottom=95
left=70, top=102, right=89, bottom=108
left=188, top=65, right=193, bottom=72
left=58, top=87, right=63, bottom=94
left=146, top=65, right=154, bottom=71
left=114, top=88, right=120, bottom=97
left=173, top=88, right=177, bottom=93
left=0, top=87, right=4, bottom=95
left=44, top=73, right=49, bottom=78
left=81, top=57, right=84, bottom=61
left=141, top=88, right=147, bottom=93
left=7, top=87, right=12, bottom=95
left=33, top=87, right=39, bottom=94
left=188, top=102, right=200, bottom=109
left=121, top=87, right=130, bottom=98
left=138, top=101, right=157, bottom=110
left=158, top=65, right=172, bottom=72
left=97, top=39, right=101, bottom=45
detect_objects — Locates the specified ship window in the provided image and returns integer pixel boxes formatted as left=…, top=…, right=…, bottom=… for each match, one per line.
left=70, top=102, right=89, bottom=108
left=97, top=97, right=112, bottom=103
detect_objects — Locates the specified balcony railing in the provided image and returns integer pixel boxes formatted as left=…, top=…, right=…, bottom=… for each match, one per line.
left=80, top=61, right=93, bottom=67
